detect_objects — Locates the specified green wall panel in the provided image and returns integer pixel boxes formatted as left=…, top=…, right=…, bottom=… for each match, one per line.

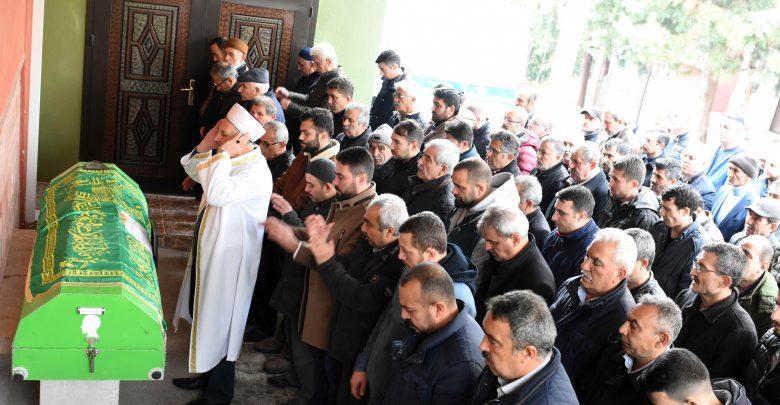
left=38, top=0, right=86, bottom=181
left=314, top=0, right=389, bottom=105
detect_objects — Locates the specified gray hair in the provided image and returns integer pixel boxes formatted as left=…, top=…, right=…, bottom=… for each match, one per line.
left=625, top=228, right=656, bottom=267
left=591, top=228, right=638, bottom=276
left=251, top=95, right=277, bottom=117
left=367, top=194, right=409, bottom=236
left=637, top=294, right=683, bottom=342
left=345, top=102, right=370, bottom=126
left=514, top=175, right=543, bottom=207
left=702, top=242, right=747, bottom=287
left=210, top=62, right=237, bottom=80
left=486, top=290, right=556, bottom=356
left=575, top=141, right=602, bottom=164
left=540, top=136, right=565, bottom=156
left=395, top=79, right=421, bottom=99
left=425, top=139, right=460, bottom=174
left=263, top=121, right=289, bottom=143
left=739, top=235, right=774, bottom=264
left=490, top=130, right=521, bottom=156
left=311, top=42, right=338, bottom=65
left=477, top=206, right=529, bottom=239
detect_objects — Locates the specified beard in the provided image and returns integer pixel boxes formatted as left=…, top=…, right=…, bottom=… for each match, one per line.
left=454, top=196, right=477, bottom=209
left=302, top=139, right=322, bottom=154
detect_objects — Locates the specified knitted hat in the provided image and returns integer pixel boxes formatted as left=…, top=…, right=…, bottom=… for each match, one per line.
left=298, top=47, right=313, bottom=61
left=305, top=159, right=336, bottom=184
left=368, top=124, right=393, bottom=146
left=225, top=38, right=248, bottom=55
left=729, top=153, right=760, bottom=179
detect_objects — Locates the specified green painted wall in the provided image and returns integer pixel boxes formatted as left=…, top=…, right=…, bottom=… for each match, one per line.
left=38, top=0, right=86, bottom=181
left=314, top=0, right=388, bottom=105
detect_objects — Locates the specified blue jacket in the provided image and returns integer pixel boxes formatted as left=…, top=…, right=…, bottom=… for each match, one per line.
left=468, top=348, right=578, bottom=405
left=706, top=146, right=744, bottom=189
left=460, top=146, right=480, bottom=161
left=383, top=304, right=485, bottom=405
left=711, top=185, right=759, bottom=242
left=687, top=172, right=717, bottom=211
left=541, top=219, right=599, bottom=288
left=549, top=276, right=635, bottom=387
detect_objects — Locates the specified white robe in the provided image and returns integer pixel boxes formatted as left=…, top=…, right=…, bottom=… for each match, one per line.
left=173, top=147, right=271, bottom=373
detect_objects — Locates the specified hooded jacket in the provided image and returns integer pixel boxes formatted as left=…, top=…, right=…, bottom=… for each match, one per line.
left=356, top=243, right=478, bottom=404
left=448, top=173, right=521, bottom=266
left=383, top=303, right=485, bottom=405
left=549, top=277, right=636, bottom=387
left=711, top=378, right=752, bottom=405
left=597, top=187, right=660, bottom=230
left=468, top=348, right=578, bottom=405
left=541, top=219, right=600, bottom=288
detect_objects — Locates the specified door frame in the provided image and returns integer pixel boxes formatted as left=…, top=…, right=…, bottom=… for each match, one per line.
left=79, top=0, right=318, bottom=190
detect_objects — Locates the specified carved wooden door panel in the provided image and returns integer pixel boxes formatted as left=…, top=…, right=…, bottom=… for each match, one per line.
left=81, top=0, right=316, bottom=193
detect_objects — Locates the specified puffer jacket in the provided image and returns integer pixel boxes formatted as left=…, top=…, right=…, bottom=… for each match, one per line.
left=745, top=329, right=780, bottom=405
left=375, top=151, right=422, bottom=197
left=597, top=186, right=660, bottom=230
left=404, top=174, right=455, bottom=229
left=516, top=131, right=540, bottom=175
left=448, top=172, right=521, bottom=266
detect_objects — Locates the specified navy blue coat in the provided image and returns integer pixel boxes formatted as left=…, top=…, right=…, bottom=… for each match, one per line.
left=649, top=220, right=710, bottom=298
left=369, top=72, right=406, bottom=130
left=711, top=187, right=759, bottom=242
left=541, top=219, right=599, bottom=288
left=383, top=304, right=485, bottom=405
left=549, top=277, right=635, bottom=387
left=468, top=348, right=578, bottom=405
left=687, top=172, right=717, bottom=211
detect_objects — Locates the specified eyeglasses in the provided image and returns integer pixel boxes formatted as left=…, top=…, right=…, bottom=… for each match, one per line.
left=691, top=262, right=724, bottom=276
left=259, top=140, right=281, bottom=148
left=503, top=117, right=524, bottom=124
left=393, top=94, right=410, bottom=100
left=213, top=77, right=228, bottom=88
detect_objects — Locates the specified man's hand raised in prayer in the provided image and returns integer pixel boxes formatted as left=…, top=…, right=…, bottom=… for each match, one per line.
left=308, top=222, right=335, bottom=266
left=270, top=193, right=294, bottom=216
left=264, top=217, right=299, bottom=253
left=196, top=122, right=222, bottom=153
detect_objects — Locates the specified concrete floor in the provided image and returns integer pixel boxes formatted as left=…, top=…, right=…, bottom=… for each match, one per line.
left=0, top=237, right=298, bottom=404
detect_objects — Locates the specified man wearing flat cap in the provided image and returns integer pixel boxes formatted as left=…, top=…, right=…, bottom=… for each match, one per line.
left=223, top=38, right=249, bottom=74
left=172, top=104, right=273, bottom=405
left=730, top=198, right=780, bottom=248
left=712, top=153, right=761, bottom=241
left=581, top=108, right=606, bottom=145
left=368, top=124, right=394, bottom=186
left=237, top=68, right=285, bottom=123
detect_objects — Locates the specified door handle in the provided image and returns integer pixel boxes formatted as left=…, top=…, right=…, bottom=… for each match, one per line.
left=180, top=79, right=195, bottom=106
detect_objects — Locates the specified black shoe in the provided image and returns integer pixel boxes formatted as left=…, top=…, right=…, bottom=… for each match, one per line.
left=243, top=325, right=270, bottom=343
left=268, top=374, right=300, bottom=389
left=173, top=375, right=208, bottom=391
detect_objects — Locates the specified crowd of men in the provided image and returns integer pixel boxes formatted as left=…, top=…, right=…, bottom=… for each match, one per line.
left=172, top=37, right=780, bottom=405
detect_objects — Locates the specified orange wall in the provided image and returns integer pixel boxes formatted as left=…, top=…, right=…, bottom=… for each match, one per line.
left=0, top=0, right=28, bottom=110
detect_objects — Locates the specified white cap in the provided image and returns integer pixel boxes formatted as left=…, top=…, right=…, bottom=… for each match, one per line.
left=225, top=103, right=265, bottom=142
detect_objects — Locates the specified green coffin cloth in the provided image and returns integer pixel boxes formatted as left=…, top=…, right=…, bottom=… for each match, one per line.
left=28, top=162, right=163, bottom=319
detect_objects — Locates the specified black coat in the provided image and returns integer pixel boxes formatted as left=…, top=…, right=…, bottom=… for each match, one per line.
left=404, top=174, right=455, bottom=229
left=580, top=342, right=652, bottom=405
left=286, top=67, right=345, bottom=117
left=628, top=271, right=666, bottom=301
left=386, top=110, right=427, bottom=130
left=335, top=125, right=372, bottom=150
left=549, top=277, right=635, bottom=387
left=712, top=378, right=753, bottom=405
left=476, top=235, right=556, bottom=321
left=376, top=151, right=422, bottom=197
left=370, top=72, right=406, bottom=130
left=674, top=289, right=758, bottom=383
left=649, top=220, right=709, bottom=298
left=269, top=197, right=336, bottom=318
left=318, top=239, right=405, bottom=364
left=383, top=304, right=485, bottom=405
left=332, top=109, right=345, bottom=140
left=526, top=208, right=550, bottom=250
left=267, top=150, right=294, bottom=180
left=199, top=83, right=242, bottom=133
left=495, top=161, right=521, bottom=177
left=745, top=329, right=780, bottom=405
left=473, top=122, right=492, bottom=160
left=468, top=348, right=578, bottom=405
left=532, top=162, right=570, bottom=218
left=597, top=187, right=660, bottom=230
left=541, top=219, right=599, bottom=288
left=544, top=170, right=611, bottom=226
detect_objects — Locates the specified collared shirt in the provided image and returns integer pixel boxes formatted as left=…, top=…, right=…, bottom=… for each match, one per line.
left=577, top=285, right=588, bottom=306
left=496, top=353, right=552, bottom=398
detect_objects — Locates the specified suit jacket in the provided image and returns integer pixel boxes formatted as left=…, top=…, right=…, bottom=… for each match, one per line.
left=711, top=186, right=758, bottom=242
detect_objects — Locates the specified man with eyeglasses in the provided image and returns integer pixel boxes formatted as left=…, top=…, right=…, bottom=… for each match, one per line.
left=259, top=121, right=294, bottom=181
left=198, top=63, right=241, bottom=136
left=385, top=80, right=426, bottom=129
left=501, top=106, right=529, bottom=136
left=674, top=242, right=758, bottom=384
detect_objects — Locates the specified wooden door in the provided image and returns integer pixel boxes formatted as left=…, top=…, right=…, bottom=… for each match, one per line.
left=80, top=0, right=317, bottom=193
